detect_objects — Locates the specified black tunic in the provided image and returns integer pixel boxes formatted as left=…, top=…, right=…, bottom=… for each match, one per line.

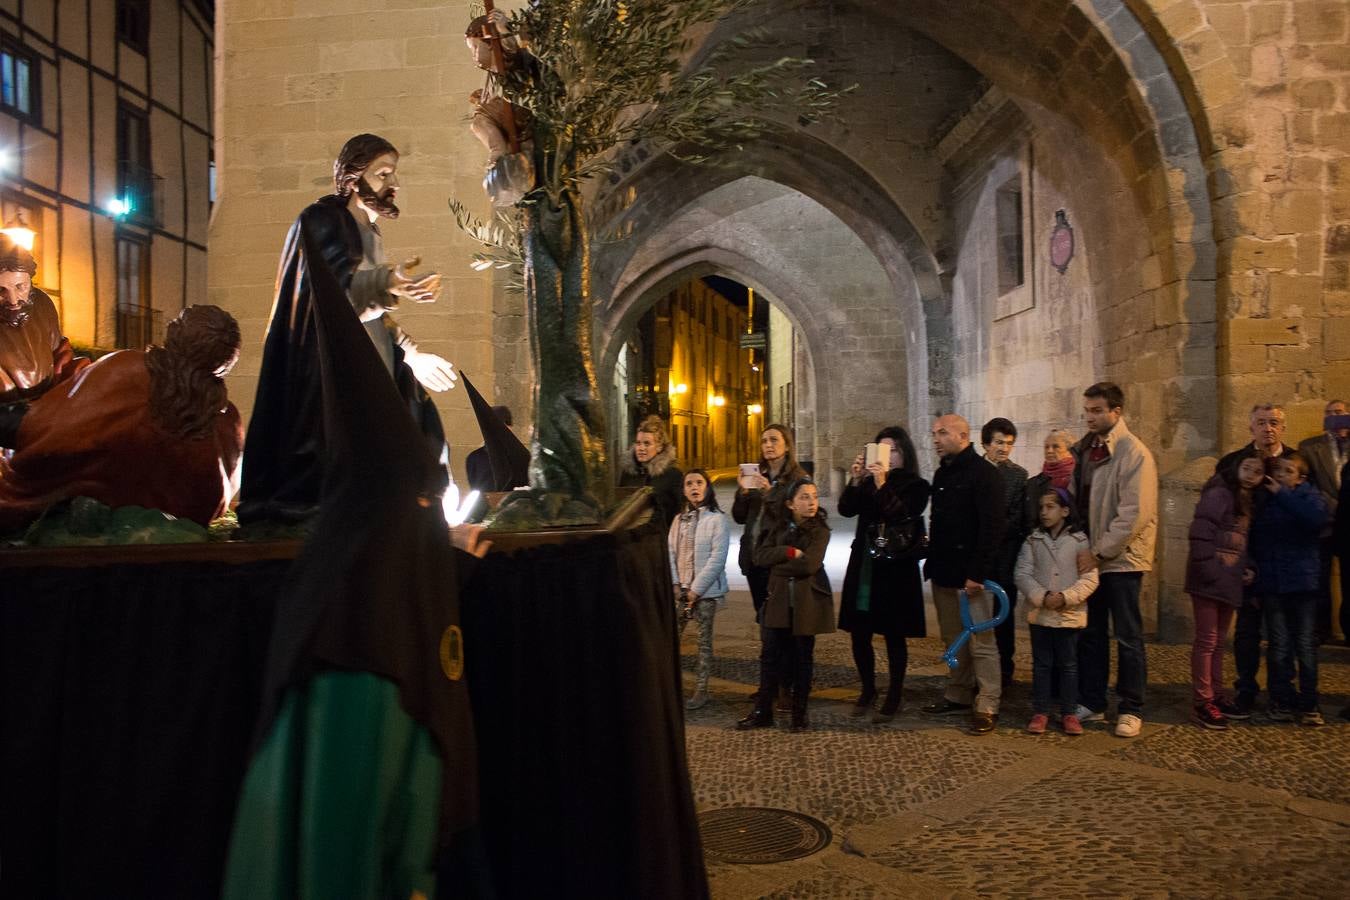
left=238, top=194, right=446, bottom=524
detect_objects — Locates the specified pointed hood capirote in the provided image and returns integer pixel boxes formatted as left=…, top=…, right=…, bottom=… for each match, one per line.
left=247, top=219, right=481, bottom=853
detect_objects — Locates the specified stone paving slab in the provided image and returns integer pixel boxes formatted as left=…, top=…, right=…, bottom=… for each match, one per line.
left=866, top=771, right=1346, bottom=899
left=1110, top=724, right=1350, bottom=805
left=686, top=592, right=1350, bottom=899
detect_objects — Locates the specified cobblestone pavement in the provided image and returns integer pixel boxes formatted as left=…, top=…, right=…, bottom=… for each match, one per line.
left=682, top=592, right=1350, bottom=899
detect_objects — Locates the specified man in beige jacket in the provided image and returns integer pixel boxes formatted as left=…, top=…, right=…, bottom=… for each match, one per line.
left=1070, top=382, right=1158, bottom=738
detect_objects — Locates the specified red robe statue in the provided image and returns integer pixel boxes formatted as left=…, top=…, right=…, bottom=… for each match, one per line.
left=0, top=350, right=242, bottom=531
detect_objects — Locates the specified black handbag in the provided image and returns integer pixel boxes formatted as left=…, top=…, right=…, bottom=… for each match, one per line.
left=866, top=516, right=927, bottom=561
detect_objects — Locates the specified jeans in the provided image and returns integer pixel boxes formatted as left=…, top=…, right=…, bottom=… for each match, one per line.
left=933, top=585, right=1001, bottom=714
left=1232, top=600, right=1268, bottom=698
left=756, top=628, right=815, bottom=714
left=1030, top=624, right=1078, bottom=715
left=1317, top=537, right=1335, bottom=641
left=1077, top=571, right=1147, bottom=715
left=992, top=580, right=1019, bottom=681
left=849, top=628, right=909, bottom=699
left=1341, top=549, right=1350, bottom=644
left=1190, top=595, right=1236, bottom=705
left=1262, top=591, right=1320, bottom=711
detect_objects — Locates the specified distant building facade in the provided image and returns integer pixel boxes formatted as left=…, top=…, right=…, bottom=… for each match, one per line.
left=0, top=0, right=213, bottom=349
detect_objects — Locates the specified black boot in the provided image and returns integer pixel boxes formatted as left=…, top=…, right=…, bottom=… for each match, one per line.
left=790, top=697, right=809, bottom=732
left=872, top=684, right=902, bottom=723
left=736, top=706, right=774, bottom=730
left=851, top=684, right=876, bottom=717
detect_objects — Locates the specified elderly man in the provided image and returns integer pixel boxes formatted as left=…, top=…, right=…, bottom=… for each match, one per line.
left=1217, top=403, right=1289, bottom=475
left=240, top=133, right=458, bottom=524
left=921, top=414, right=1006, bottom=734
left=0, top=236, right=87, bottom=438
left=1215, top=403, right=1290, bottom=714
left=1299, top=399, right=1349, bottom=642
left=1071, top=382, right=1158, bottom=738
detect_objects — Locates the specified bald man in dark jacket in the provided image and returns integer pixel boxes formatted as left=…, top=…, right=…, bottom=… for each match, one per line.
left=922, top=414, right=1006, bottom=734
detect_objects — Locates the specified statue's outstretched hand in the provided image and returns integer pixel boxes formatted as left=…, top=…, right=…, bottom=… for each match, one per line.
left=405, top=348, right=457, bottom=392
left=389, top=256, right=442, bottom=304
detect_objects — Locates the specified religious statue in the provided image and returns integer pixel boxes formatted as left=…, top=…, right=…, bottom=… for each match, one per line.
left=239, top=134, right=459, bottom=525
left=0, top=305, right=244, bottom=532
left=0, top=234, right=88, bottom=441
left=455, top=1, right=846, bottom=524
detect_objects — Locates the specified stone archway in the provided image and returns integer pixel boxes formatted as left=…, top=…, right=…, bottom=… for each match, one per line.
left=600, top=246, right=822, bottom=479
left=592, top=131, right=948, bottom=431
left=596, top=174, right=923, bottom=484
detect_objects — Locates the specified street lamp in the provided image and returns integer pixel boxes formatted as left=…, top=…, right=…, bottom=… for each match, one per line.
left=1, top=210, right=35, bottom=251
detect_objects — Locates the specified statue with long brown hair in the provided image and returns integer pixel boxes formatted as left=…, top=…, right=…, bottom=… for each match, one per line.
left=0, top=305, right=245, bottom=531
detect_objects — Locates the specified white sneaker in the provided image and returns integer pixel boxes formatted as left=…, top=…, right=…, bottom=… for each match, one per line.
left=1114, top=713, right=1143, bottom=737
left=1073, top=704, right=1104, bottom=723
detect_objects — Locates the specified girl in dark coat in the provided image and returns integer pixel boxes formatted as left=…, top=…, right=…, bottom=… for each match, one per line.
left=618, top=414, right=683, bottom=528
left=737, top=478, right=833, bottom=732
left=838, top=426, right=930, bottom=722
left=1186, top=456, right=1263, bottom=730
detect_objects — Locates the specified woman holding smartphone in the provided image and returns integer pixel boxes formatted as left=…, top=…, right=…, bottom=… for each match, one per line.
left=733, top=425, right=809, bottom=710
left=733, top=425, right=810, bottom=615
left=838, top=426, right=931, bottom=721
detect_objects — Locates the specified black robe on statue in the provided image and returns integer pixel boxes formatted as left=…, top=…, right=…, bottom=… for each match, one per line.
left=239, top=194, right=446, bottom=524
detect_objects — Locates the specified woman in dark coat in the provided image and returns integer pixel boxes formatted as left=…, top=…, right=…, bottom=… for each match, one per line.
left=732, top=424, right=810, bottom=711
left=838, top=426, right=930, bottom=721
left=618, top=414, right=683, bottom=528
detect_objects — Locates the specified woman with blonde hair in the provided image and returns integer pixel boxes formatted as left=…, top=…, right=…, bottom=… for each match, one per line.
left=619, top=414, right=683, bottom=527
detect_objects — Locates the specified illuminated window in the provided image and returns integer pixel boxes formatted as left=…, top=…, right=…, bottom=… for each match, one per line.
left=0, top=43, right=37, bottom=122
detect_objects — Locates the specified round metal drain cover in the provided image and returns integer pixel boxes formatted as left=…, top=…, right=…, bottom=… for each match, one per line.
left=698, top=806, right=832, bottom=864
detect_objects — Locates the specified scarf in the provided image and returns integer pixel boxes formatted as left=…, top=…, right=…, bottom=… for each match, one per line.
left=1041, top=455, right=1076, bottom=490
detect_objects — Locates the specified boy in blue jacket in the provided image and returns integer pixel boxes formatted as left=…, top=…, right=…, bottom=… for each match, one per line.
left=1251, top=451, right=1330, bottom=725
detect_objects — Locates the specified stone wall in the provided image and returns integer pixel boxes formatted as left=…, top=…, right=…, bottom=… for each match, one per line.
left=210, top=1, right=521, bottom=483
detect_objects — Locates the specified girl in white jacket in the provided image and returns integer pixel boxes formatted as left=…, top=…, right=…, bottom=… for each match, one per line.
left=669, top=469, right=731, bottom=710
left=1014, top=487, right=1099, bottom=735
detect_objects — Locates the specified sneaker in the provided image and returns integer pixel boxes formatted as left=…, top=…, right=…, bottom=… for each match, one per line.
left=1026, top=714, right=1048, bottom=735
left=1073, top=704, right=1105, bottom=724
left=1191, top=702, right=1229, bottom=731
left=921, top=699, right=973, bottom=716
left=1267, top=703, right=1296, bottom=722
left=1114, top=713, right=1143, bottom=738
left=1215, top=698, right=1250, bottom=721
left=1231, top=693, right=1256, bottom=717
left=1061, top=714, right=1083, bottom=736
left=685, top=690, right=709, bottom=711
left=1299, top=710, right=1325, bottom=727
